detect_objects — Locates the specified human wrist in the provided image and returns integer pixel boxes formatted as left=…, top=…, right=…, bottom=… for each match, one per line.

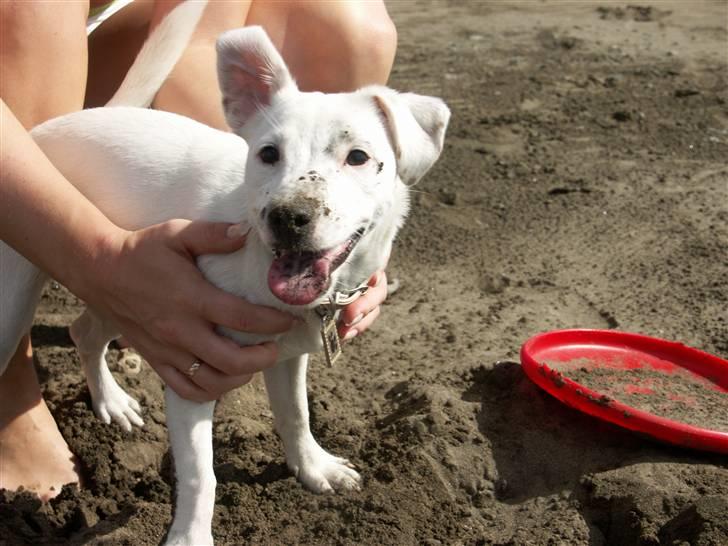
left=59, top=222, right=130, bottom=305
left=0, top=100, right=130, bottom=302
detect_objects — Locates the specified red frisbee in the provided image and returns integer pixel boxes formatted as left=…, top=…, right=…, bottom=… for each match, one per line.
left=520, top=329, right=728, bottom=454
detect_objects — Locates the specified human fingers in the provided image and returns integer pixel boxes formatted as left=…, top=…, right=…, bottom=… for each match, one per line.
left=154, top=362, right=215, bottom=402
left=194, top=282, right=298, bottom=335
left=114, top=323, right=212, bottom=402
left=181, top=361, right=256, bottom=399
left=340, top=305, right=381, bottom=342
left=183, top=326, right=279, bottom=376
left=127, top=295, right=281, bottom=378
left=143, top=345, right=259, bottom=403
left=113, top=321, right=229, bottom=402
left=339, top=270, right=387, bottom=333
left=130, top=314, right=278, bottom=383
left=176, top=219, right=251, bottom=256
left=100, top=223, right=289, bottom=389
left=124, top=221, right=297, bottom=335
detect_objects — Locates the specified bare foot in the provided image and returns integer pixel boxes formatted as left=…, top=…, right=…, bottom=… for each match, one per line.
left=0, top=335, right=81, bottom=501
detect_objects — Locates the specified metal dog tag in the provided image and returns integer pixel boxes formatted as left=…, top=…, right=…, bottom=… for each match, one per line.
left=320, top=312, right=342, bottom=367
left=315, top=284, right=369, bottom=367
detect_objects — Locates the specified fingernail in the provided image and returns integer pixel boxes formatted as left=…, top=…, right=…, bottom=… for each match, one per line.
left=343, top=329, right=358, bottom=341
left=370, top=271, right=383, bottom=286
left=227, top=222, right=250, bottom=239
left=346, top=313, right=364, bottom=327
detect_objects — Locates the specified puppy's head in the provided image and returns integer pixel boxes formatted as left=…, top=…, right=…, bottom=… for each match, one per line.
left=217, top=28, right=450, bottom=306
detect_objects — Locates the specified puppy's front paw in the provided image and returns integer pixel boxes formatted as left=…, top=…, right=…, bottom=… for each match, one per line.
left=92, top=381, right=144, bottom=432
left=288, top=441, right=361, bottom=494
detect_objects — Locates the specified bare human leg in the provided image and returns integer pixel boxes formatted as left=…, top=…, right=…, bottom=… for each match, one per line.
left=0, top=337, right=81, bottom=500
left=0, top=1, right=89, bottom=500
left=149, top=0, right=396, bottom=127
left=246, top=0, right=397, bottom=93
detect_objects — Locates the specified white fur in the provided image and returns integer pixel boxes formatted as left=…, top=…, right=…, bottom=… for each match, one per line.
left=107, top=0, right=208, bottom=108
left=0, top=17, right=449, bottom=546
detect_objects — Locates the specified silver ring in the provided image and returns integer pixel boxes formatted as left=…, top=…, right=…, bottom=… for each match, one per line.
left=186, top=360, right=203, bottom=377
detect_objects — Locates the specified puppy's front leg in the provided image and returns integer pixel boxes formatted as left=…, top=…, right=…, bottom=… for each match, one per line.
left=264, top=355, right=360, bottom=493
left=164, top=388, right=216, bottom=546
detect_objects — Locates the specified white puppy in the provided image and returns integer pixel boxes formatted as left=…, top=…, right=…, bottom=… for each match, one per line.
left=0, top=5, right=449, bottom=545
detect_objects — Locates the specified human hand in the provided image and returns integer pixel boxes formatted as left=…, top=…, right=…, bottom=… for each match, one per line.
left=79, top=219, right=297, bottom=402
left=338, top=270, right=388, bottom=342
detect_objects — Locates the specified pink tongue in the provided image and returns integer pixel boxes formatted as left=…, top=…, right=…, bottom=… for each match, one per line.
left=268, top=252, right=332, bottom=305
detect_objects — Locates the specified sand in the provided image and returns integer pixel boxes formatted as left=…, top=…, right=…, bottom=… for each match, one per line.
left=549, top=361, right=728, bottom=431
left=1, top=1, right=727, bottom=545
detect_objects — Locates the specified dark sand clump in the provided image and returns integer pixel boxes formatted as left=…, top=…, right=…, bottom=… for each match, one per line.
left=554, top=362, right=728, bottom=431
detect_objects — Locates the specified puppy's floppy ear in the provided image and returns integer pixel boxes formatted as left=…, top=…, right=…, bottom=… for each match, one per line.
left=216, top=26, right=297, bottom=131
left=373, top=88, right=451, bottom=185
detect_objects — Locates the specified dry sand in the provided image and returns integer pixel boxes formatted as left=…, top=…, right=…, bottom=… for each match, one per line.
left=1, top=1, right=727, bottom=544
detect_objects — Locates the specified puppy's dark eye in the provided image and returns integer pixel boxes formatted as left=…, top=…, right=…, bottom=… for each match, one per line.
left=346, top=149, right=369, bottom=166
left=259, top=145, right=280, bottom=165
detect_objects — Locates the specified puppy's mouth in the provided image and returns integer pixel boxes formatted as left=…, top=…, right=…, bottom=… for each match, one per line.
left=268, top=228, right=365, bottom=306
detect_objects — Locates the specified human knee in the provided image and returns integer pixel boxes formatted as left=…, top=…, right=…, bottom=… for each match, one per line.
left=320, top=0, right=397, bottom=88
left=339, top=1, right=398, bottom=81
left=251, top=0, right=397, bottom=91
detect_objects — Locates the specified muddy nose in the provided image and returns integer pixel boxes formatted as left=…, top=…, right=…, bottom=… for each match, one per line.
left=268, top=205, right=313, bottom=249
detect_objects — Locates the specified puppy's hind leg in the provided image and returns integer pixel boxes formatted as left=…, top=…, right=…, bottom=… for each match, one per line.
left=164, top=388, right=216, bottom=546
left=69, top=309, right=143, bottom=431
left=264, top=355, right=361, bottom=493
